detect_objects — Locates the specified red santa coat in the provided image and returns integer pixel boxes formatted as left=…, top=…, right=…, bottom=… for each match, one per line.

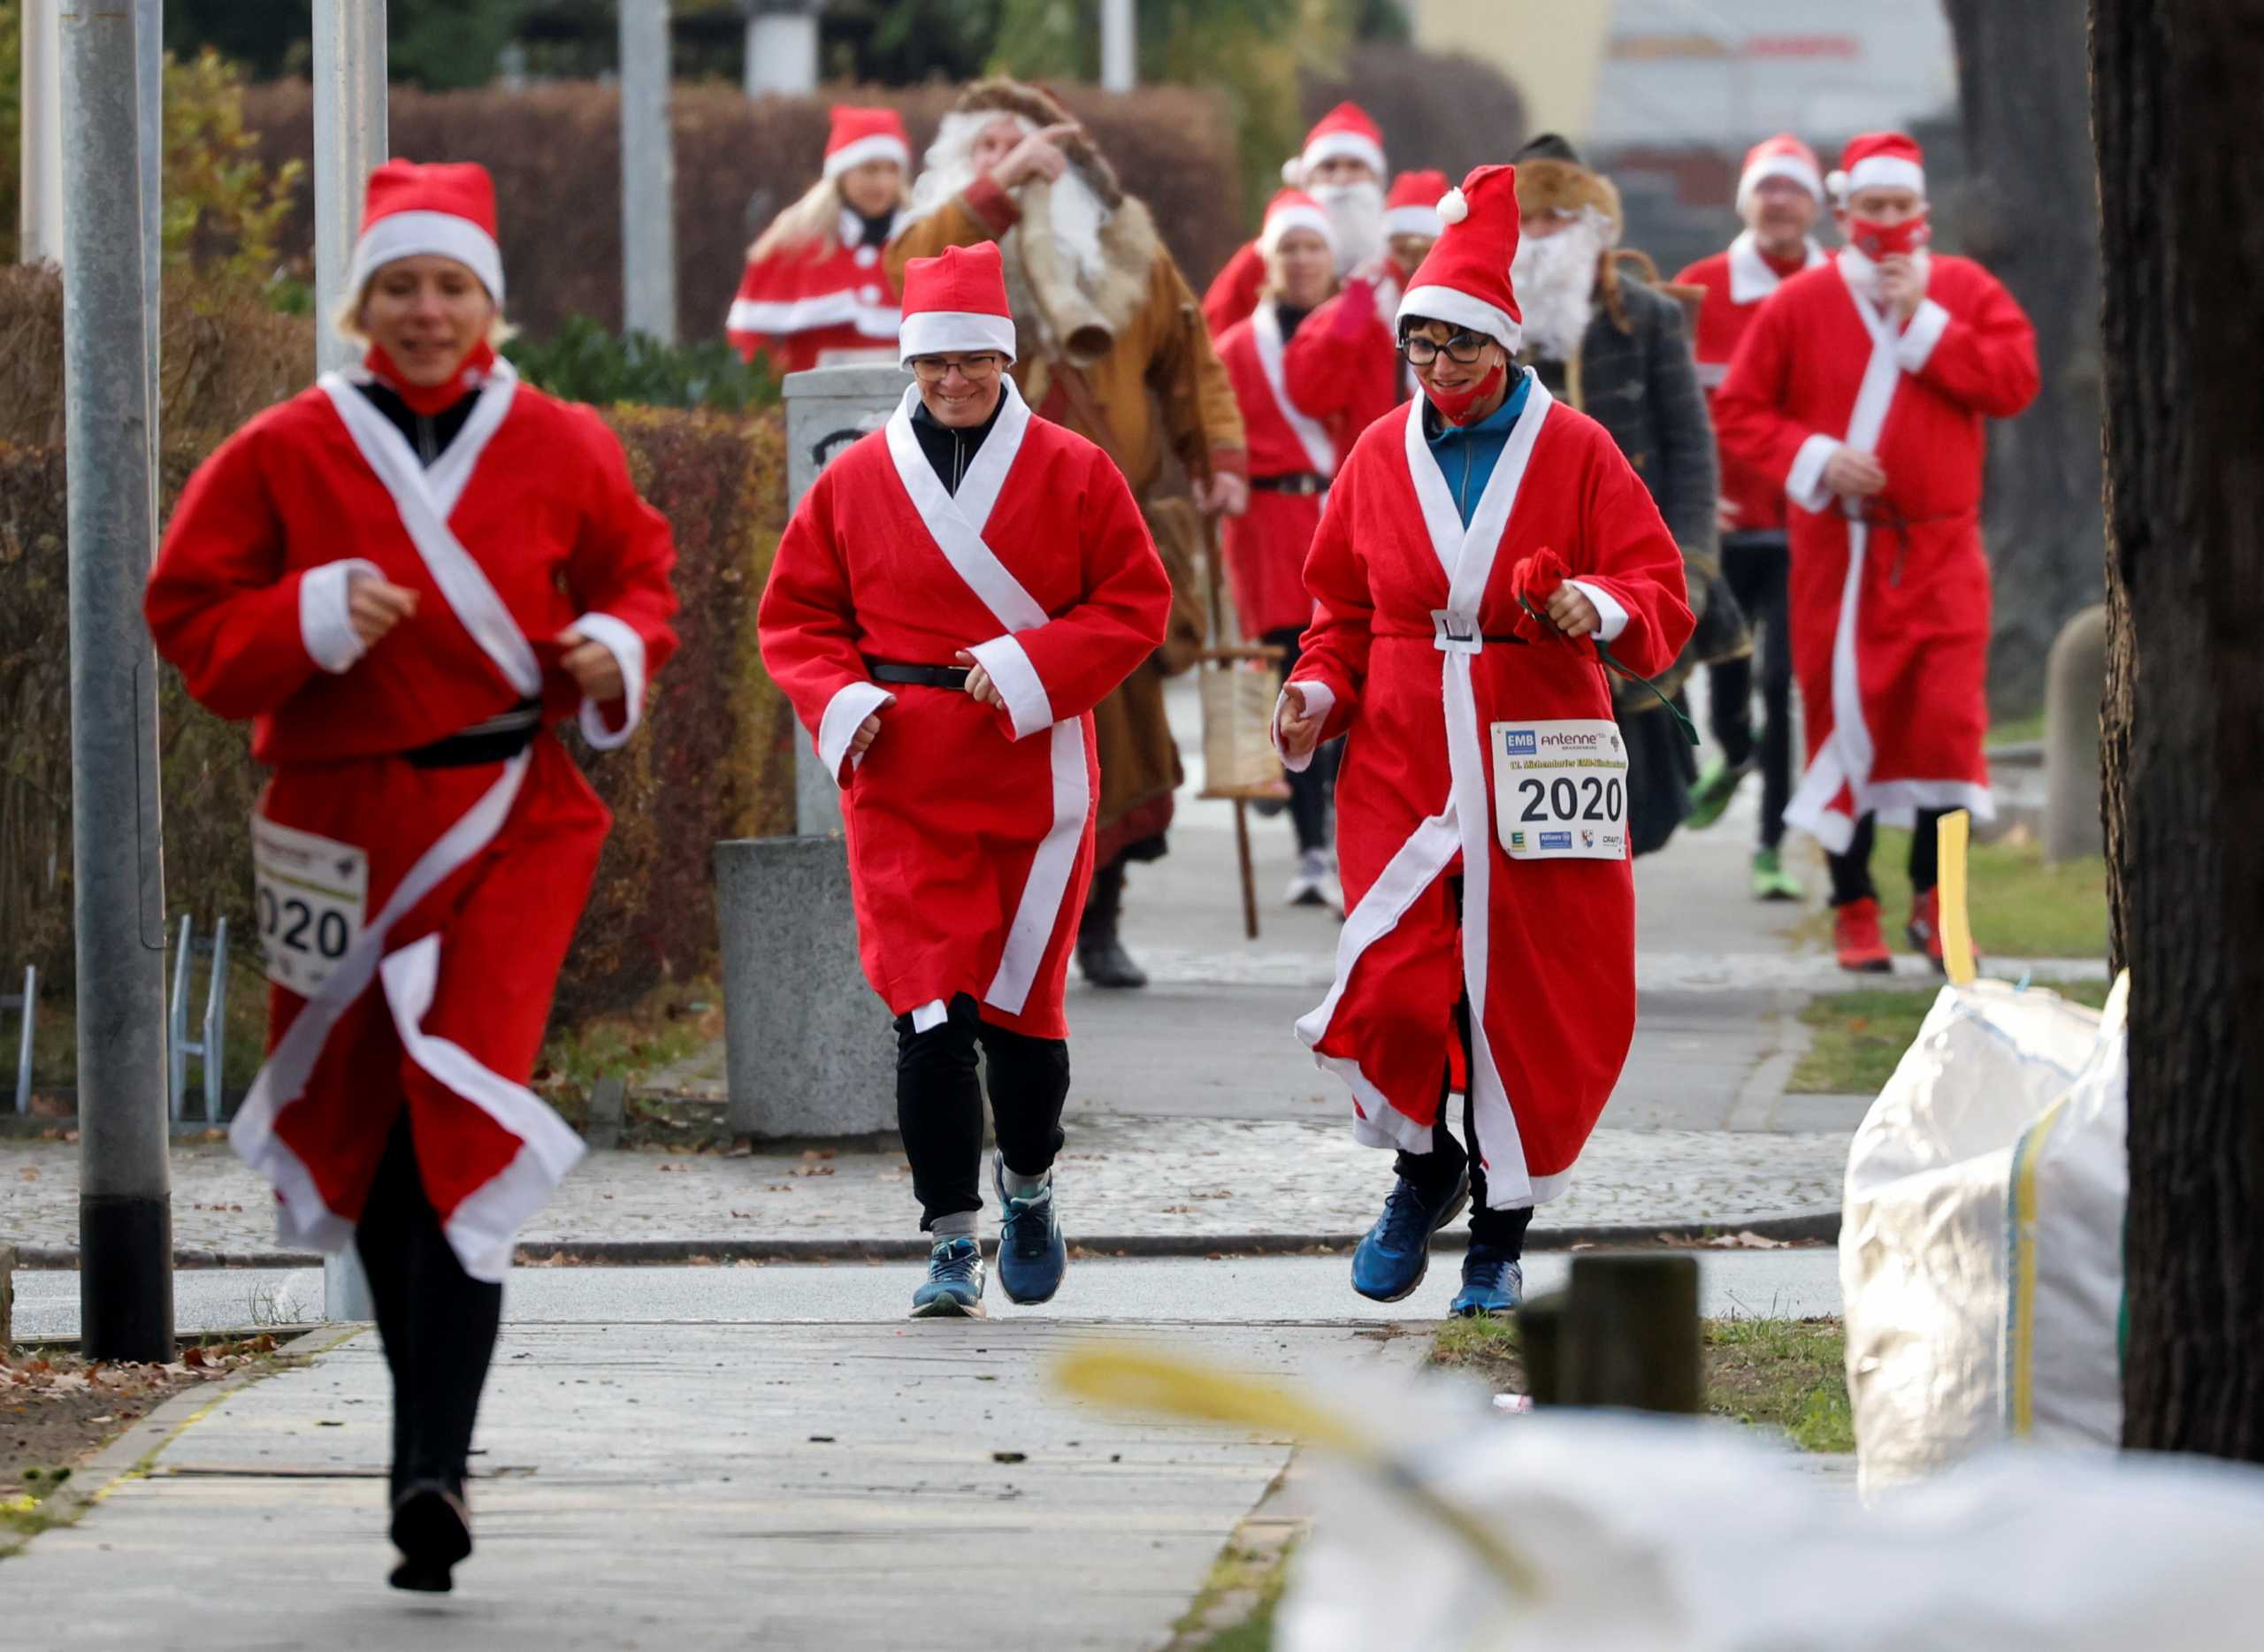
left=1287, top=387, right=1692, bottom=1205
left=1672, top=231, right=1826, bottom=534
left=725, top=210, right=904, bottom=373
left=757, top=379, right=1171, bottom=1040
left=1201, top=240, right=1267, bottom=340
left=1216, top=303, right=1346, bottom=639
left=1281, top=263, right=1409, bottom=444
left=144, top=361, right=679, bottom=1280
left=1712, top=251, right=2038, bottom=853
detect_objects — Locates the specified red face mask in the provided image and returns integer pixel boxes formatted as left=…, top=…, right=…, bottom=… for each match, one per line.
left=1847, top=213, right=1930, bottom=262
left=1419, top=360, right=1506, bottom=426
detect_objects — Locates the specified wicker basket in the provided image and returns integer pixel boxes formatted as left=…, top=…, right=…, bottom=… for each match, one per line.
left=1199, top=659, right=1286, bottom=798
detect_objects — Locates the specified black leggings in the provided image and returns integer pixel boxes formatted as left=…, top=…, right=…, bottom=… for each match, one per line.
left=1706, top=532, right=1795, bottom=851
left=356, top=1116, right=503, bottom=1503
left=1264, top=625, right=1337, bottom=855
left=1389, top=987, right=1537, bottom=1256
left=1828, top=809, right=1948, bottom=907
left=896, top=994, right=1071, bottom=1230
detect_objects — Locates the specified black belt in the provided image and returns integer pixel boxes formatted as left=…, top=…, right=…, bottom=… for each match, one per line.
left=865, top=657, right=970, bottom=691
left=404, top=700, right=542, bottom=768
left=1251, top=471, right=1328, bottom=496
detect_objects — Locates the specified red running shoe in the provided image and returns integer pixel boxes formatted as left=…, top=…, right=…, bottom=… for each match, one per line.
left=1833, top=897, right=1893, bottom=974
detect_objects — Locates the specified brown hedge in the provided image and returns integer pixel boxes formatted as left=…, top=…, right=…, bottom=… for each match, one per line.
left=237, top=79, right=1248, bottom=344
left=0, top=367, right=795, bottom=1028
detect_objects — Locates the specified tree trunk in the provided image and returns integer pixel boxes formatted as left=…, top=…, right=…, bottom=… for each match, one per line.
left=1941, top=0, right=2103, bottom=716
left=2094, top=0, right=2264, bottom=1458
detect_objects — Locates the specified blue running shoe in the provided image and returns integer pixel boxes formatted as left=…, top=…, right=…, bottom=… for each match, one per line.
left=1350, top=1166, right=1471, bottom=1303
left=993, top=1154, right=1068, bottom=1305
left=1449, top=1247, right=1525, bottom=1318
left=911, top=1235, right=986, bottom=1318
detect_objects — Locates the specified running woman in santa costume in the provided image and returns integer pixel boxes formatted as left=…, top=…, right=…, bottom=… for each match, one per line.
left=1277, top=165, right=1693, bottom=1315
left=757, top=242, right=1170, bottom=1318
left=145, top=160, right=678, bottom=1592
left=726, top=105, right=912, bottom=372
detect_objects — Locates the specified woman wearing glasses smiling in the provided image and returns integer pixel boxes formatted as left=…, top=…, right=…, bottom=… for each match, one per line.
left=1274, top=165, right=1693, bottom=1318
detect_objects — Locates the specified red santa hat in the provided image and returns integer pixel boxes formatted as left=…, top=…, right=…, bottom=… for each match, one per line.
left=823, top=105, right=912, bottom=180
left=1828, top=132, right=1927, bottom=203
left=349, top=159, right=505, bottom=305
left=897, top=241, right=1017, bottom=366
left=1395, top=164, right=1523, bottom=353
left=1735, top=134, right=1824, bottom=212
left=1288, top=101, right=1386, bottom=185
left=1383, top=170, right=1451, bottom=241
left=1258, top=188, right=1338, bottom=259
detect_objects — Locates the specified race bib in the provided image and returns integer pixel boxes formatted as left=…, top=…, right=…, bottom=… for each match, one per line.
left=250, top=816, right=368, bottom=996
left=1492, top=719, right=1629, bottom=860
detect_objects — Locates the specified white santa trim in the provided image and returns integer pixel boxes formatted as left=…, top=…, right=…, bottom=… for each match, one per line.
left=818, top=681, right=895, bottom=781
left=1273, top=680, right=1337, bottom=774
left=899, top=309, right=1017, bottom=367
left=350, top=210, right=507, bottom=306
left=298, top=558, right=383, bottom=674
left=1252, top=302, right=1338, bottom=477
left=1384, top=203, right=1444, bottom=241
left=1396, top=284, right=1523, bottom=355
left=230, top=752, right=532, bottom=1258
left=1896, top=297, right=1953, bottom=373
left=1845, top=155, right=1926, bottom=198
left=379, top=934, right=586, bottom=1283
left=1727, top=229, right=1826, bottom=305
left=967, top=633, right=1054, bottom=741
left=730, top=290, right=902, bottom=341
left=566, top=610, right=647, bottom=751
left=1302, top=131, right=1386, bottom=180
left=1261, top=203, right=1338, bottom=257
left=824, top=133, right=911, bottom=180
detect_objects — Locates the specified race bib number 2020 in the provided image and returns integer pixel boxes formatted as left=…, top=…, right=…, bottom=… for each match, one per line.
left=1491, top=719, right=1629, bottom=860
left=250, top=815, right=368, bottom=996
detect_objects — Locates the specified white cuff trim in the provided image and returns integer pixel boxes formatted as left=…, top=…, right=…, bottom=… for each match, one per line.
left=817, top=680, right=897, bottom=782
left=1896, top=297, right=1952, bottom=373
left=1273, top=679, right=1337, bottom=775
left=1567, top=580, right=1629, bottom=645
left=298, top=558, right=384, bottom=675
left=1787, top=433, right=1842, bottom=513
left=967, top=634, right=1054, bottom=741
left=569, top=611, right=648, bottom=751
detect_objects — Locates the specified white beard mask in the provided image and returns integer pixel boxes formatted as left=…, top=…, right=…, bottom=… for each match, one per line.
left=1511, top=215, right=1608, bottom=363
left=1311, top=179, right=1385, bottom=274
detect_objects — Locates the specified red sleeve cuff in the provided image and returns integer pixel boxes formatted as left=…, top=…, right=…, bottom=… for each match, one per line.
left=962, top=174, right=1021, bottom=236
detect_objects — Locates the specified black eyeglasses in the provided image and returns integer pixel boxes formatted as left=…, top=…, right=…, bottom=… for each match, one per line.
left=1399, top=330, right=1492, bottom=366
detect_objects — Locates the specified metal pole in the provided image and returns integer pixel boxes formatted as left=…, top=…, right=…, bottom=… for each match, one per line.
left=62, top=0, right=173, bottom=1365
left=1099, top=0, right=1136, bottom=94
left=311, top=1, right=389, bottom=378
left=312, top=1, right=386, bottom=1323
left=19, top=0, right=67, bottom=264
left=620, top=0, right=677, bottom=343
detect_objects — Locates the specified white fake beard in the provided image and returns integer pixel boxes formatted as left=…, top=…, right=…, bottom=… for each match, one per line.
left=907, top=110, right=1113, bottom=288
left=1312, top=180, right=1385, bottom=273
left=1511, top=218, right=1606, bottom=363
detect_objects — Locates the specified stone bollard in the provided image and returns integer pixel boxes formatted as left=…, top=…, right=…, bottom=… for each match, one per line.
left=2043, top=605, right=2108, bottom=864
left=715, top=837, right=897, bottom=1139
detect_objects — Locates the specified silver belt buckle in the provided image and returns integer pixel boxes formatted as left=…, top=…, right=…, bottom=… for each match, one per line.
left=1432, top=609, right=1482, bottom=654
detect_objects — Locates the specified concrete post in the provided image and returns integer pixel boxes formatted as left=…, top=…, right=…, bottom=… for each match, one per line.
left=311, top=1, right=386, bottom=1322
left=1100, top=0, right=1136, bottom=94
left=62, top=0, right=173, bottom=1365
left=619, top=0, right=677, bottom=344
left=2043, top=604, right=2108, bottom=865
left=19, top=0, right=65, bottom=264
left=741, top=0, right=821, bottom=98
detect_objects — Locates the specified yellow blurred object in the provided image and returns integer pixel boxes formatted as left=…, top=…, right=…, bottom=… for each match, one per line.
left=1936, top=810, right=1977, bottom=985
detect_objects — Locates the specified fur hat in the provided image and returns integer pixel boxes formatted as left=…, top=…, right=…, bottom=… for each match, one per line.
left=1509, top=132, right=1622, bottom=245
left=951, top=78, right=1124, bottom=209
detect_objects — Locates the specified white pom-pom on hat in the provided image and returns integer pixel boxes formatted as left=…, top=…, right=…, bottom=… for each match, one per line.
left=1436, top=187, right=1468, bottom=225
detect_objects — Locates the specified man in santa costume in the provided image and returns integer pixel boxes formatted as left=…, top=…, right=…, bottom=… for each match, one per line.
left=725, top=105, right=912, bottom=372
left=1215, top=189, right=1350, bottom=907
left=145, top=160, right=677, bottom=1590
left=889, top=78, right=1246, bottom=990
left=1276, top=165, right=1692, bottom=1316
left=758, top=241, right=1170, bottom=1319
left=1203, top=102, right=1390, bottom=338
left=1715, top=132, right=2038, bottom=970
left=1279, top=168, right=1450, bottom=442
left=1673, top=134, right=1831, bottom=901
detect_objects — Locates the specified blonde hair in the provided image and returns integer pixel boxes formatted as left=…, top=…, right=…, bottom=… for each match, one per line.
left=748, top=170, right=912, bottom=264
left=330, top=273, right=516, bottom=351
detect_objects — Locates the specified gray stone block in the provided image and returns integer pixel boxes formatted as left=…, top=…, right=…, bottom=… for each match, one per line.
left=2044, top=605, right=2107, bottom=864
left=715, top=836, right=896, bottom=1140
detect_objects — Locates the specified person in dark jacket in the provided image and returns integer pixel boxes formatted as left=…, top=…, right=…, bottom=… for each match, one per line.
left=1508, top=134, right=1743, bottom=857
